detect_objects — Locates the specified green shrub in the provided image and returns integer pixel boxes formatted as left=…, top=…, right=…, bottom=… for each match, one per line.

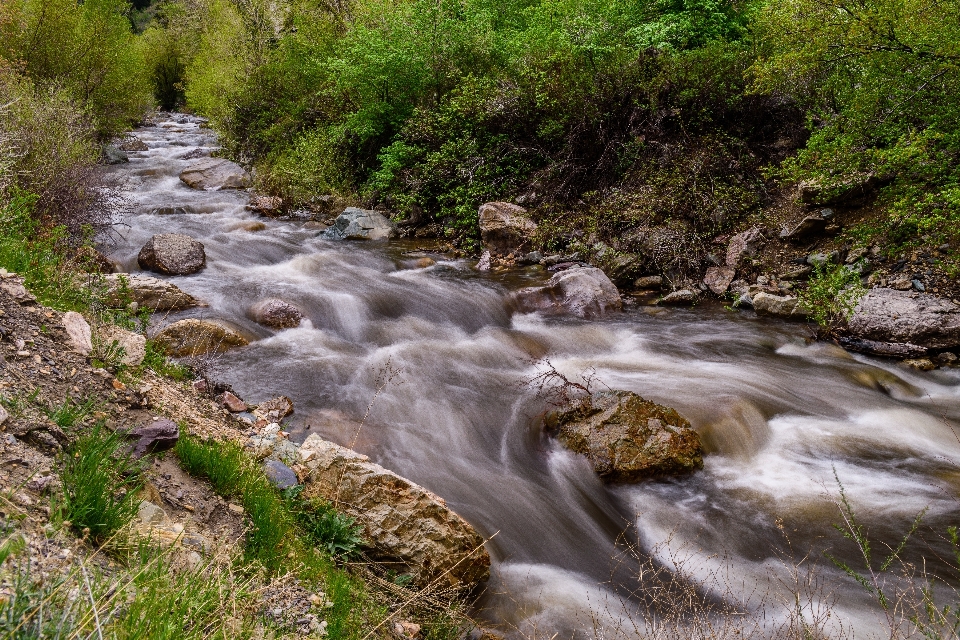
left=283, top=486, right=365, bottom=559
left=56, top=423, right=144, bottom=545
left=797, top=262, right=867, bottom=333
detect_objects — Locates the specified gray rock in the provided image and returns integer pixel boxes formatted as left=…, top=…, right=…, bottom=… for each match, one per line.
left=263, top=460, right=299, bottom=489
left=838, top=337, right=928, bottom=359
left=514, top=267, right=622, bottom=318
left=129, top=419, right=179, bottom=458
left=659, top=289, right=697, bottom=305
left=912, top=279, right=925, bottom=292
left=119, top=137, right=149, bottom=152
left=806, top=251, right=840, bottom=269
left=137, top=234, right=206, bottom=275
left=519, top=251, right=542, bottom=265
left=179, top=158, right=251, bottom=190
left=781, top=266, right=813, bottom=281
left=249, top=298, right=303, bottom=329
left=933, top=352, right=958, bottom=366
left=138, top=500, right=168, bottom=526
left=299, top=434, right=490, bottom=588
left=847, top=288, right=960, bottom=350
left=798, top=173, right=882, bottom=206
left=102, top=274, right=200, bottom=312
left=780, top=216, right=827, bottom=240
left=322, top=208, right=397, bottom=241
left=0, top=405, right=8, bottom=428
left=104, top=145, right=129, bottom=165
left=478, top=202, right=537, bottom=255
left=752, top=292, right=811, bottom=320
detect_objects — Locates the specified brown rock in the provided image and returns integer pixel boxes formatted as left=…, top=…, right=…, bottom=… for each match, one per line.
left=137, top=234, right=206, bottom=276
left=153, top=319, right=250, bottom=357
left=478, top=202, right=538, bottom=255
left=246, top=195, right=283, bottom=216
left=726, top=228, right=764, bottom=267
left=633, top=275, right=662, bottom=290
left=703, top=266, right=735, bottom=295
left=222, top=392, right=247, bottom=413
left=780, top=216, right=827, bottom=241
left=249, top=298, right=303, bottom=329
left=236, top=221, right=266, bottom=232
left=102, top=274, right=200, bottom=312
left=545, top=390, right=703, bottom=482
left=903, top=358, right=936, bottom=371
left=179, top=158, right=251, bottom=190
left=299, top=435, right=490, bottom=588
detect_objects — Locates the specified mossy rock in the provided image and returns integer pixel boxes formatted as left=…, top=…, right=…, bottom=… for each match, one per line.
left=545, top=390, right=703, bottom=482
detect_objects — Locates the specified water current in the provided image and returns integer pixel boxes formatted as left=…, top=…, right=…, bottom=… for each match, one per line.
left=103, top=115, right=960, bottom=638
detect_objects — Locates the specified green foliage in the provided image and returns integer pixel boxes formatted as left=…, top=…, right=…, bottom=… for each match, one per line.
left=142, top=339, right=192, bottom=380
left=797, top=262, right=866, bottom=332
left=0, top=544, right=256, bottom=639
left=283, top=485, right=365, bottom=559
left=0, top=0, right=152, bottom=138
left=56, top=422, right=144, bottom=545
left=44, top=397, right=96, bottom=429
left=0, top=190, right=90, bottom=311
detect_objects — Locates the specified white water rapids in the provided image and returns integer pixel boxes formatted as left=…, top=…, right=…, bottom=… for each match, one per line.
left=103, top=115, right=960, bottom=639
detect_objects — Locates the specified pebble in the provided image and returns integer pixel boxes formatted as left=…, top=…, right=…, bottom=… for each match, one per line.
left=228, top=503, right=244, bottom=514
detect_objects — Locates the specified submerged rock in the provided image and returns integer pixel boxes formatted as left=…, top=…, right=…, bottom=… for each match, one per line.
left=514, top=266, right=621, bottom=318
left=298, top=434, right=490, bottom=588
left=179, top=158, right=251, bottom=190
left=102, top=274, right=200, bottom=312
left=478, top=202, right=537, bottom=255
left=137, top=234, right=206, bottom=276
left=153, top=319, right=249, bottom=357
left=322, top=208, right=396, bottom=241
left=659, top=289, right=698, bottom=305
left=847, top=288, right=960, bottom=350
left=249, top=298, right=303, bottom=329
left=253, top=396, right=294, bottom=422
left=545, top=390, right=703, bottom=482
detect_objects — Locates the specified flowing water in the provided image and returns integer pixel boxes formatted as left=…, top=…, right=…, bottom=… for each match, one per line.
left=104, top=115, right=960, bottom=638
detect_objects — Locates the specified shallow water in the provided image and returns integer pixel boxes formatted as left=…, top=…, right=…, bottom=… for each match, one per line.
left=103, top=115, right=960, bottom=638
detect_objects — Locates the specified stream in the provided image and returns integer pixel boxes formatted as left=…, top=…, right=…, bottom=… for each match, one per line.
left=103, top=114, right=960, bottom=638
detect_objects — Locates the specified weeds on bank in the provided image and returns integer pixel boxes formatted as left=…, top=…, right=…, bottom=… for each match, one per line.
left=44, top=396, right=96, bottom=429
left=0, top=542, right=257, bottom=639
left=54, top=423, right=143, bottom=545
left=283, top=485, right=365, bottom=559
left=797, top=262, right=866, bottom=334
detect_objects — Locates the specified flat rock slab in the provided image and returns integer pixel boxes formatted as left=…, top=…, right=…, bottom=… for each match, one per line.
left=153, top=319, right=250, bottom=357
left=179, top=158, right=251, bottom=190
left=138, top=234, right=206, bottom=276
left=847, top=288, right=960, bottom=350
left=514, top=267, right=622, bottom=318
left=129, top=419, right=179, bottom=458
left=102, top=274, right=200, bottom=312
left=546, top=390, right=703, bottom=482
left=322, top=208, right=396, bottom=241
left=299, top=434, right=490, bottom=588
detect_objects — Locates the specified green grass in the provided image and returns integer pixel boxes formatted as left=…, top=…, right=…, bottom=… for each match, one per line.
left=283, top=485, right=365, bottom=559
left=44, top=397, right=97, bottom=429
left=56, top=422, right=144, bottom=545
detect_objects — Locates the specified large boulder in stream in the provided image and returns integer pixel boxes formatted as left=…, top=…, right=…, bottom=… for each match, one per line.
left=298, top=434, right=490, bottom=588
left=514, top=266, right=622, bottom=319
left=545, top=390, right=703, bottom=482
left=179, top=158, right=251, bottom=190
left=102, top=274, right=200, bottom=312
left=322, top=208, right=397, bottom=241
left=153, top=319, right=249, bottom=357
left=846, top=288, right=960, bottom=350
left=137, top=234, right=206, bottom=276
left=752, top=292, right=811, bottom=320
left=478, top=202, right=537, bottom=255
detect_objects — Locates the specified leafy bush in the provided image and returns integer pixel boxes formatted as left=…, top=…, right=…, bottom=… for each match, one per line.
left=797, top=262, right=866, bottom=332
left=283, top=486, right=365, bottom=559
left=0, top=0, right=151, bottom=138
left=57, top=423, right=144, bottom=545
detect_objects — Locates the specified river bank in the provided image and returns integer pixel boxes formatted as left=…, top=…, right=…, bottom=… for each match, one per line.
left=84, top=113, right=960, bottom=638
